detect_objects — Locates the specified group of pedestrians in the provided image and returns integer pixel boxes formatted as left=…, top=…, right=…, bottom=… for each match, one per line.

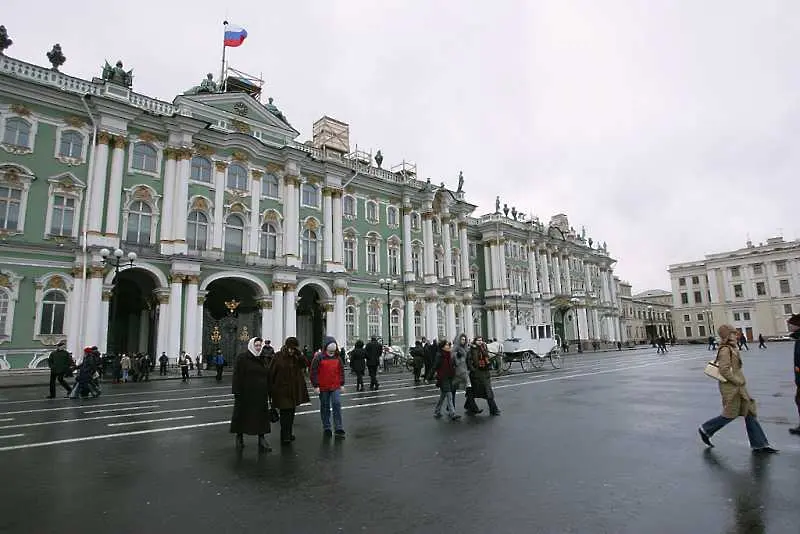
left=46, top=343, right=102, bottom=399
left=433, top=334, right=500, bottom=420
left=345, top=338, right=382, bottom=392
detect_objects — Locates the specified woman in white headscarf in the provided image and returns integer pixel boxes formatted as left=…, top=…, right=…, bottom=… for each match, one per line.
left=230, top=337, right=272, bottom=452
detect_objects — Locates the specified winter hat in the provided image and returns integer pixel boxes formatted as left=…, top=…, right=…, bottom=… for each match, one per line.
left=284, top=336, right=299, bottom=349
left=56, top=341, right=65, bottom=347
left=322, top=336, right=338, bottom=353
left=788, top=314, right=800, bottom=328
left=718, top=324, right=735, bottom=340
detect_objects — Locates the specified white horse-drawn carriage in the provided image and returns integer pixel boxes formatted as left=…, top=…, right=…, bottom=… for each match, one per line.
left=486, top=324, right=563, bottom=374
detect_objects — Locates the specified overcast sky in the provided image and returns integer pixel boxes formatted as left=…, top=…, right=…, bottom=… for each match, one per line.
left=4, top=1, right=798, bottom=290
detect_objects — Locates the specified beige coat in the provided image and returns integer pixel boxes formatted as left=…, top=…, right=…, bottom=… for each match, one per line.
left=715, top=342, right=757, bottom=418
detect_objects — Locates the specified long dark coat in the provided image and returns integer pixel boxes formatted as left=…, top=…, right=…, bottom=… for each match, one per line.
left=468, top=343, right=495, bottom=400
left=230, top=351, right=271, bottom=435
left=349, top=347, right=367, bottom=374
left=269, top=347, right=310, bottom=410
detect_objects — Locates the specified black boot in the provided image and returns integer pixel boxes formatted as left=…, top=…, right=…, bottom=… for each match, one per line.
left=464, top=388, right=482, bottom=414
left=258, top=434, right=271, bottom=452
left=235, top=433, right=244, bottom=450
left=488, top=398, right=501, bottom=416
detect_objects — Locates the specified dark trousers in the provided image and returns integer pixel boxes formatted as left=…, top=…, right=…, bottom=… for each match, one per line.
left=216, top=365, right=224, bottom=381
left=159, top=363, right=167, bottom=375
left=367, top=365, right=379, bottom=389
left=354, top=371, right=364, bottom=391
left=795, top=386, right=800, bottom=418
left=181, top=367, right=189, bottom=381
left=49, top=371, right=71, bottom=397
left=279, top=408, right=296, bottom=442
left=413, top=360, right=423, bottom=383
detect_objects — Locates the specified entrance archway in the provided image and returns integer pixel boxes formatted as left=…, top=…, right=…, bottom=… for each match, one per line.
left=296, top=285, right=327, bottom=352
left=108, top=268, right=159, bottom=356
left=203, top=278, right=261, bottom=363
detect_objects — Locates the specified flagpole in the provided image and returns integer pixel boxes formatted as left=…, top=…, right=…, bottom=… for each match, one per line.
left=220, top=20, right=228, bottom=87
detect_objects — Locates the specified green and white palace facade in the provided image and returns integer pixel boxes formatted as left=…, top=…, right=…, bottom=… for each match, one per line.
left=0, top=52, right=623, bottom=369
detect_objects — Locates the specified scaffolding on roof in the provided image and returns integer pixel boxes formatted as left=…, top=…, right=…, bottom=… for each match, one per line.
left=222, top=66, right=264, bottom=100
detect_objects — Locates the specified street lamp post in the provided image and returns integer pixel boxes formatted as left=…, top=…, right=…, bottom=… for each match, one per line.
left=704, top=308, right=713, bottom=339
left=509, top=291, right=522, bottom=326
left=570, top=297, right=582, bottom=353
left=101, top=247, right=137, bottom=356
left=378, top=278, right=398, bottom=347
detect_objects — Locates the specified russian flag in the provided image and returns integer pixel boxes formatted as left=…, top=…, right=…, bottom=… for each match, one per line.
left=224, top=24, right=248, bottom=47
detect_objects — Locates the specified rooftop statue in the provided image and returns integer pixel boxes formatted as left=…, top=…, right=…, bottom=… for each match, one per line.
left=375, top=150, right=383, bottom=168
left=184, top=73, right=219, bottom=95
left=456, top=171, right=464, bottom=193
left=495, top=196, right=500, bottom=213
left=0, top=26, right=12, bottom=55
left=503, top=203, right=509, bottom=218
left=265, top=97, right=288, bottom=124
left=102, top=60, right=133, bottom=87
left=46, top=44, right=66, bottom=71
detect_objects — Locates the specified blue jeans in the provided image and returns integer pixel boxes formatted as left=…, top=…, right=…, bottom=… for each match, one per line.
left=701, top=414, right=769, bottom=448
left=319, top=389, right=343, bottom=432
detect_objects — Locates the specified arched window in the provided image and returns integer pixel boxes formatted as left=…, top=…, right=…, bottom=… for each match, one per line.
left=343, top=234, right=356, bottom=271
left=224, top=214, right=245, bottom=253
left=473, top=311, right=482, bottom=338
left=366, top=238, right=379, bottom=274
left=263, top=174, right=279, bottom=198
left=39, top=290, right=66, bottom=335
left=437, top=306, right=446, bottom=339
left=434, top=250, right=444, bottom=279
left=343, top=195, right=355, bottom=217
left=470, top=268, right=479, bottom=291
left=301, top=184, right=319, bottom=207
left=0, top=185, right=22, bottom=231
left=126, top=200, right=152, bottom=244
left=452, top=252, right=461, bottom=282
left=455, top=306, right=462, bottom=334
left=59, top=131, right=84, bottom=158
left=410, top=213, right=420, bottom=231
left=390, top=308, right=402, bottom=341
left=190, top=157, right=212, bottom=182
left=432, top=217, right=440, bottom=234
left=187, top=210, right=208, bottom=250
left=387, top=206, right=398, bottom=227
left=414, top=310, right=422, bottom=340
left=301, top=229, right=318, bottom=265
left=227, top=164, right=249, bottom=191
left=411, top=246, right=422, bottom=279
left=366, top=201, right=378, bottom=223
left=260, top=222, right=278, bottom=259
left=132, top=143, right=158, bottom=172
left=3, top=117, right=31, bottom=147
left=345, top=305, right=357, bottom=343
left=0, top=288, right=9, bottom=336
left=387, top=242, right=400, bottom=276
left=368, top=303, right=381, bottom=338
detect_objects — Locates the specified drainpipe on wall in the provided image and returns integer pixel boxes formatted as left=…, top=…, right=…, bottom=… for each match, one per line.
left=77, top=94, right=98, bottom=361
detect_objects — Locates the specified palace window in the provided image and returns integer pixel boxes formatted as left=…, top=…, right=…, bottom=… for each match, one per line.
left=388, top=244, right=400, bottom=276
left=224, top=214, right=245, bottom=253
left=752, top=263, right=763, bottom=275
left=685, top=326, right=692, bottom=337
left=730, top=266, right=740, bottom=278
left=3, top=117, right=31, bottom=147
left=410, top=212, right=420, bottom=231
left=779, top=279, right=791, bottom=295
left=0, top=186, right=21, bottom=231
left=452, top=253, right=460, bottom=282
left=691, top=276, right=700, bottom=285
left=49, top=195, right=76, bottom=237
left=345, top=305, right=357, bottom=342
left=368, top=304, right=381, bottom=338
left=470, top=269, right=479, bottom=291
left=227, top=164, right=249, bottom=191
left=39, top=290, right=66, bottom=336
left=343, top=195, right=356, bottom=217
left=756, top=282, right=766, bottom=296
left=733, top=284, right=743, bottom=298
left=387, top=206, right=398, bottom=227
left=432, top=217, right=440, bottom=235
left=776, top=260, right=787, bottom=274
left=678, top=277, right=686, bottom=286
left=187, top=211, right=208, bottom=250
left=390, top=308, right=402, bottom=340
left=473, top=311, right=481, bottom=338
left=190, top=157, right=213, bottom=183
left=694, top=290, right=703, bottom=303
left=414, top=310, right=423, bottom=340
left=698, top=325, right=706, bottom=337
left=263, top=174, right=279, bottom=198
left=367, top=242, right=379, bottom=274
left=784, top=304, right=793, bottom=315
left=437, top=306, right=446, bottom=339
left=260, top=222, right=278, bottom=259
left=131, top=143, right=158, bottom=172
left=301, top=184, right=319, bottom=208
left=680, top=292, right=688, bottom=305
left=125, top=201, right=152, bottom=245
left=366, top=201, right=378, bottom=223
left=434, top=250, right=444, bottom=278
left=301, top=229, right=318, bottom=265
left=412, top=247, right=422, bottom=279
left=58, top=131, right=84, bottom=159
left=344, top=235, right=356, bottom=271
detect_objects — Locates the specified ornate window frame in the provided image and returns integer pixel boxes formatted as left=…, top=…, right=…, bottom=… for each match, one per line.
left=127, top=137, right=164, bottom=178
left=0, top=163, right=35, bottom=236
left=365, top=231, right=382, bottom=274
left=342, top=194, right=356, bottom=219
left=189, top=156, right=214, bottom=184
left=226, top=162, right=250, bottom=192
left=53, top=124, right=90, bottom=165
left=259, top=209, right=284, bottom=260
left=32, top=273, right=73, bottom=346
left=300, top=216, right=322, bottom=264
left=44, top=172, right=85, bottom=241
left=386, top=205, right=399, bottom=228
left=410, top=211, right=421, bottom=233
left=0, top=105, right=39, bottom=154
left=0, top=269, right=23, bottom=344
left=121, top=184, right=162, bottom=246
left=345, top=296, right=359, bottom=345
left=386, top=235, right=401, bottom=277
left=223, top=208, right=249, bottom=254
left=365, top=200, right=380, bottom=224
left=187, top=195, right=214, bottom=251
left=262, top=173, right=281, bottom=199
left=300, top=182, right=321, bottom=209
left=343, top=228, right=358, bottom=272
left=367, top=298, right=382, bottom=339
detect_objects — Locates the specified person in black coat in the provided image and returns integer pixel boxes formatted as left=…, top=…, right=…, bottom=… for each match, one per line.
left=348, top=340, right=367, bottom=391
left=47, top=341, right=72, bottom=398
left=424, top=339, right=438, bottom=383
left=230, top=337, right=272, bottom=452
left=409, top=341, right=425, bottom=385
left=365, top=337, right=382, bottom=391
left=788, top=314, right=800, bottom=436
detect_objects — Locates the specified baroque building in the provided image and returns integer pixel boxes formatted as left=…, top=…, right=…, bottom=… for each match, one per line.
left=617, top=284, right=673, bottom=344
left=0, top=50, right=622, bottom=369
left=668, top=237, right=800, bottom=342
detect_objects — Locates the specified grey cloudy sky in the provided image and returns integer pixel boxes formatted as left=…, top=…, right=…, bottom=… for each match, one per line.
left=4, top=1, right=798, bottom=290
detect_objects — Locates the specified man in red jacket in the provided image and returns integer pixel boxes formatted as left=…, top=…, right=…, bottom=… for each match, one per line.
left=310, top=336, right=346, bottom=439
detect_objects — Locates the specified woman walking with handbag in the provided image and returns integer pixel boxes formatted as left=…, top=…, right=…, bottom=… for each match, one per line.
left=698, top=325, right=778, bottom=454
left=269, top=336, right=310, bottom=445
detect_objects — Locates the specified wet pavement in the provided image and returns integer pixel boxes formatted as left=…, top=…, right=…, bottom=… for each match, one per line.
left=0, top=345, right=797, bottom=533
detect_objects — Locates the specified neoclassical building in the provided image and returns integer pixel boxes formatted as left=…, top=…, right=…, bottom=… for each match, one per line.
left=0, top=49, right=622, bottom=368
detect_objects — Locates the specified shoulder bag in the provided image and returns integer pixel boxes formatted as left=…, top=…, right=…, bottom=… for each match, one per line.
left=704, top=348, right=728, bottom=383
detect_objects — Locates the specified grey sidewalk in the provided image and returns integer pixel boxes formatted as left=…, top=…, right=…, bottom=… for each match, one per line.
left=0, top=369, right=225, bottom=389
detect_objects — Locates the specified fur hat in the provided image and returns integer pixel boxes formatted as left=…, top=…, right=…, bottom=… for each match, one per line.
left=283, top=336, right=299, bottom=349
left=788, top=314, right=800, bottom=328
left=718, top=324, right=736, bottom=339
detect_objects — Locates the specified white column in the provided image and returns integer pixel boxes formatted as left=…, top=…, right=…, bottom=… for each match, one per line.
left=332, top=192, right=344, bottom=266
left=493, top=308, right=505, bottom=340
left=484, top=243, right=494, bottom=290
left=528, top=243, right=539, bottom=294
left=67, top=273, right=85, bottom=359
left=464, top=301, right=474, bottom=340
left=104, top=136, right=126, bottom=236
left=322, top=188, right=333, bottom=264
left=325, top=302, right=336, bottom=339
left=334, top=288, right=346, bottom=348
left=284, top=283, right=297, bottom=338
left=197, top=291, right=206, bottom=357
left=160, top=149, right=177, bottom=245
left=584, top=264, right=594, bottom=294
left=155, top=294, right=170, bottom=360
left=402, top=207, right=414, bottom=282
left=138, top=309, right=149, bottom=352
left=249, top=171, right=262, bottom=256
left=212, top=161, right=226, bottom=251
left=459, top=222, right=470, bottom=285
left=405, top=297, right=415, bottom=346
left=442, top=216, right=454, bottom=285
left=540, top=249, right=551, bottom=295
left=272, top=283, right=284, bottom=345
left=563, top=254, right=572, bottom=295
left=592, top=309, right=601, bottom=339
left=99, top=287, right=110, bottom=355
left=445, top=297, right=456, bottom=339
left=577, top=307, right=589, bottom=347
left=84, top=270, right=104, bottom=351
left=87, top=134, right=110, bottom=235
left=422, top=212, right=435, bottom=282
left=283, top=176, right=300, bottom=266
left=173, top=152, right=191, bottom=255
left=552, top=254, right=562, bottom=294
left=497, top=240, right=508, bottom=290
left=425, top=296, right=438, bottom=340
left=168, top=274, right=184, bottom=358
left=182, top=276, right=198, bottom=357
left=259, top=299, right=272, bottom=343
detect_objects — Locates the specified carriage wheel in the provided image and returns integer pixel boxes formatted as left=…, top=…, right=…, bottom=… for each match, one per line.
left=550, top=348, right=563, bottom=369
left=519, top=352, right=534, bottom=372
left=503, top=357, right=512, bottom=373
left=530, top=352, right=545, bottom=370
